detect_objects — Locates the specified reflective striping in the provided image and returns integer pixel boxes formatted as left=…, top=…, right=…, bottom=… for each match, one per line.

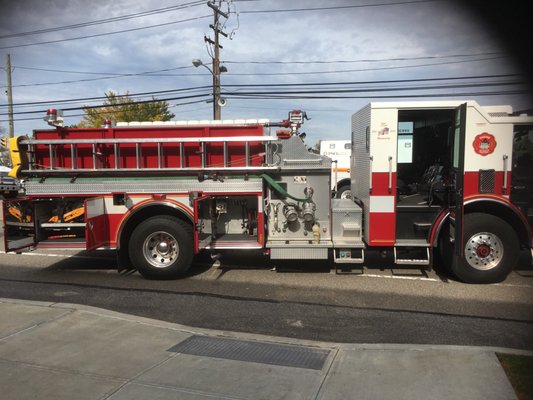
left=369, top=196, right=395, bottom=213
left=168, top=335, right=330, bottom=370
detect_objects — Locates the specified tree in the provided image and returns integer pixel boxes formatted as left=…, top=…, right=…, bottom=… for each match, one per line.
left=77, top=91, right=175, bottom=128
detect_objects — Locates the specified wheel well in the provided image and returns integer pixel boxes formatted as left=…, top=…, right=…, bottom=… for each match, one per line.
left=464, top=200, right=530, bottom=248
left=336, top=178, right=351, bottom=189
left=117, top=204, right=192, bottom=266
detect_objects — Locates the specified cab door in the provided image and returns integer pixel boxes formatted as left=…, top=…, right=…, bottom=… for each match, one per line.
left=3, top=198, right=36, bottom=251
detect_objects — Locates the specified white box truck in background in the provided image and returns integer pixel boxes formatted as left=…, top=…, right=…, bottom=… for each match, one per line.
left=319, top=140, right=352, bottom=198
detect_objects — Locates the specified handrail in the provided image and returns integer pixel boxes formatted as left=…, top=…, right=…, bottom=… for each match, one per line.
left=21, top=136, right=279, bottom=145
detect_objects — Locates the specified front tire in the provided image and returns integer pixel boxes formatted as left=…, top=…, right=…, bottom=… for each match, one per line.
left=128, top=216, right=193, bottom=279
left=450, top=213, right=519, bottom=284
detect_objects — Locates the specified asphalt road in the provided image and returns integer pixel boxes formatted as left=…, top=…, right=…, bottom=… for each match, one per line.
left=1, top=248, right=532, bottom=350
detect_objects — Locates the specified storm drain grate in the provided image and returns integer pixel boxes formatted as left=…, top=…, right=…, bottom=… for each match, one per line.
left=168, top=335, right=330, bottom=370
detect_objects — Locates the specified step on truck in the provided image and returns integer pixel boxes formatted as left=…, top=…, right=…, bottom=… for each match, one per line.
left=2, top=103, right=532, bottom=283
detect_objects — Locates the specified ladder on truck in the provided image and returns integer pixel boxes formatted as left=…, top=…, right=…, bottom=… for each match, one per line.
left=17, top=136, right=280, bottom=176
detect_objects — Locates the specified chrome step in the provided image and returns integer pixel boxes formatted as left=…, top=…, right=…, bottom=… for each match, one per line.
left=394, top=247, right=430, bottom=266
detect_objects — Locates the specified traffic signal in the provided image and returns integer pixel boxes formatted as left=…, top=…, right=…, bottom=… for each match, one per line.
left=0, top=136, right=8, bottom=149
left=7, top=136, right=29, bottom=178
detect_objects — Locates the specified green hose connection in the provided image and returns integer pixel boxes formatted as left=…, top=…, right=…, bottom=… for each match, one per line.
left=260, top=173, right=309, bottom=202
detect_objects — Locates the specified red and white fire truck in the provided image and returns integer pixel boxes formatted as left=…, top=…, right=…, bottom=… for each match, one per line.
left=2, top=102, right=532, bottom=283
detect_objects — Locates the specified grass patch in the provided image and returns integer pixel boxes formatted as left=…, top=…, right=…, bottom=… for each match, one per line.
left=497, top=353, right=533, bottom=400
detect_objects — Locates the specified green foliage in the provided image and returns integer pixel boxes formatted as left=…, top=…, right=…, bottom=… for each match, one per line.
left=78, top=91, right=175, bottom=128
left=497, top=353, right=533, bottom=400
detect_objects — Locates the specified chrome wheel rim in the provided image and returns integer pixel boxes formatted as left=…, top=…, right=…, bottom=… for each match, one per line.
left=143, top=231, right=178, bottom=268
left=464, top=232, right=503, bottom=271
left=340, top=189, right=353, bottom=199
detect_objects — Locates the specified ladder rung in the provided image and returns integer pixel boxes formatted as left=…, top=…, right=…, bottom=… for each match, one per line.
left=223, top=142, right=228, bottom=167
left=157, top=143, right=162, bottom=169
left=114, top=143, right=119, bottom=169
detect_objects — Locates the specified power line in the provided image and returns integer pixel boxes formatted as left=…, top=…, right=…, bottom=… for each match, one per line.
left=0, top=93, right=212, bottom=117
left=1, top=86, right=212, bottom=108
left=0, top=15, right=210, bottom=50
left=223, top=52, right=503, bottom=65
left=0, top=1, right=204, bottom=39
left=222, top=73, right=525, bottom=87
left=0, top=99, right=211, bottom=123
left=219, top=56, right=508, bottom=76
left=221, top=81, right=524, bottom=97
left=225, top=89, right=528, bottom=100
left=3, top=65, right=200, bottom=88
left=240, top=0, right=441, bottom=14
left=1, top=79, right=526, bottom=118
left=13, top=66, right=178, bottom=76
left=5, top=54, right=508, bottom=89
left=0, top=73, right=523, bottom=109
left=3, top=87, right=528, bottom=123
left=12, top=52, right=502, bottom=75
left=109, top=56, right=507, bottom=78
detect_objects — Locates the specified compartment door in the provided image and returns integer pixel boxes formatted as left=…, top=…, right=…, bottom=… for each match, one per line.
left=193, top=195, right=212, bottom=252
left=85, top=197, right=109, bottom=251
left=3, top=198, right=36, bottom=251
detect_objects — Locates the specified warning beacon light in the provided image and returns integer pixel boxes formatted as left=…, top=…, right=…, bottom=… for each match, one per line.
left=289, top=110, right=305, bottom=124
left=44, top=108, right=64, bottom=127
left=287, top=110, right=309, bottom=134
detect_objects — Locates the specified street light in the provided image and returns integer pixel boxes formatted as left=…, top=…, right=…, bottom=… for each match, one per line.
left=192, top=58, right=227, bottom=120
left=192, top=59, right=204, bottom=68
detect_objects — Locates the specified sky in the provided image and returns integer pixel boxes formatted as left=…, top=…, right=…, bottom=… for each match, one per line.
left=1, top=0, right=532, bottom=143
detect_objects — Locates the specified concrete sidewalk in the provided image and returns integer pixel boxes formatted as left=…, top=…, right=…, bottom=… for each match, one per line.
left=0, top=298, right=526, bottom=400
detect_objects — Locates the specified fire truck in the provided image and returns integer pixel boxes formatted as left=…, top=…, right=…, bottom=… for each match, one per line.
left=2, top=102, right=532, bottom=284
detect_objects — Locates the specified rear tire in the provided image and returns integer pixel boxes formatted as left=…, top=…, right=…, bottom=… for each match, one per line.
left=128, top=216, right=193, bottom=279
left=450, top=213, right=519, bottom=284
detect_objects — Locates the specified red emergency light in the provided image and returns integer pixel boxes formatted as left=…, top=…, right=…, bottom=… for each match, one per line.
left=44, top=108, right=64, bottom=127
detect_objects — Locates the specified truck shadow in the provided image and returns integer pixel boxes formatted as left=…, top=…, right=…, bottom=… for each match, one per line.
left=42, top=248, right=532, bottom=282
left=43, top=251, right=213, bottom=278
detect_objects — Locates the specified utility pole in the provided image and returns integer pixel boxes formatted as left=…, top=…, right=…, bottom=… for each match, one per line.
left=206, top=1, right=228, bottom=120
left=5, top=54, right=14, bottom=138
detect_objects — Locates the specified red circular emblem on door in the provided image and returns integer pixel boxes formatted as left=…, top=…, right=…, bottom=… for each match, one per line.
left=473, top=132, right=497, bottom=156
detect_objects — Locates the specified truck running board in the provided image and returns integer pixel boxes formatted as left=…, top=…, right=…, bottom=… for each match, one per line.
left=393, top=247, right=430, bottom=266
left=334, top=248, right=365, bottom=274
left=333, top=248, right=365, bottom=264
